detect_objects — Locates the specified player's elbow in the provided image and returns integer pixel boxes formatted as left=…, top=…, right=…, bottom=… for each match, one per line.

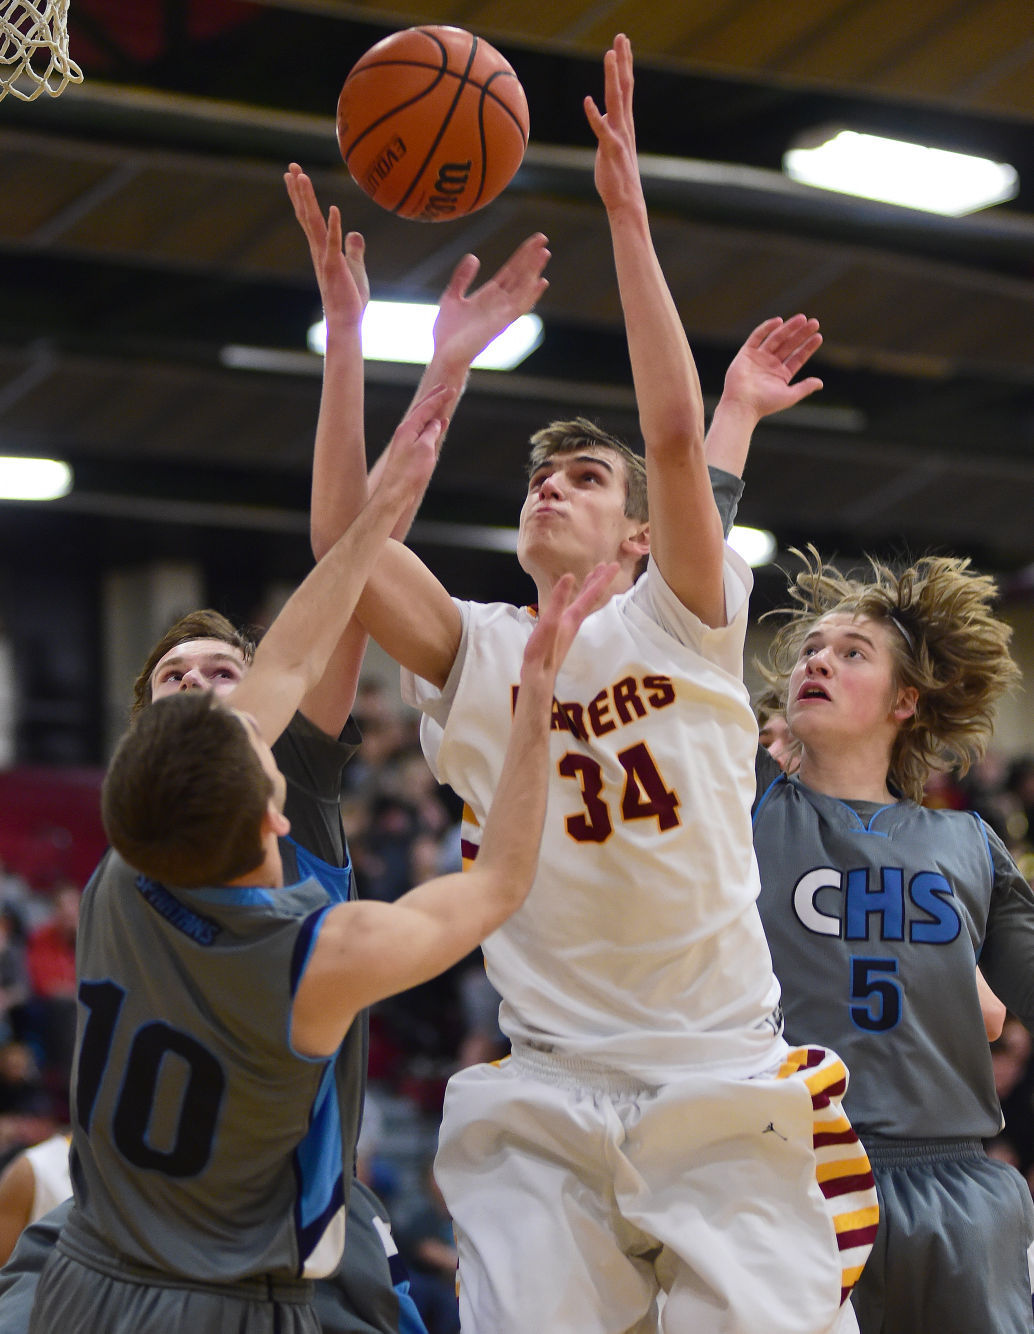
left=649, top=411, right=705, bottom=461
left=310, top=522, right=336, bottom=563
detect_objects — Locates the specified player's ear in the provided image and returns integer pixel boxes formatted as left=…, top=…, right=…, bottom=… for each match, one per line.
left=622, top=521, right=650, bottom=563
left=262, top=804, right=291, bottom=840
left=893, top=685, right=918, bottom=724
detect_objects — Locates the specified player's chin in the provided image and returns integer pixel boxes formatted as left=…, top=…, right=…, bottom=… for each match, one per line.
left=516, top=532, right=559, bottom=580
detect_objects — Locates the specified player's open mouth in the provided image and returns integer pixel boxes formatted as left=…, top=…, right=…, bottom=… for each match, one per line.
left=797, top=684, right=830, bottom=701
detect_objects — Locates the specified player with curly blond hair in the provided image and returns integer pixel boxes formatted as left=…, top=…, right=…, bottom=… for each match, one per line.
left=747, top=544, right=1034, bottom=1334
left=759, top=547, right=1020, bottom=802
left=701, top=290, right=1034, bottom=1330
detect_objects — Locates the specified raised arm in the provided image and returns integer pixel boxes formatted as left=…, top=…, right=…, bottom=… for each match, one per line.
left=585, top=35, right=721, bottom=624
left=288, top=164, right=549, bottom=711
left=356, top=236, right=551, bottom=688
left=285, top=163, right=370, bottom=561
left=291, top=561, right=619, bottom=1056
left=228, top=385, right=450, bottom=744
left=706, top=314, right=824, bottom=479
left=284, top=163, right=373, bottom=735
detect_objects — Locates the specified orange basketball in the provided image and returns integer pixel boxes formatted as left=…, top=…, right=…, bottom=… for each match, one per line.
left=337, top=26, right=529, bottom=222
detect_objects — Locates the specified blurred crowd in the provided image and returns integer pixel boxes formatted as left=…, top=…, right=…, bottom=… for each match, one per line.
left=0, top=872, right=79, bottom=1158
left=3, top=691, right=1034, bottom=1332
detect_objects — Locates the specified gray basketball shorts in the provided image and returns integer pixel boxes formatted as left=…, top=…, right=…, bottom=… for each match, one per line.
left=28, top=1245, right=319, bottom=1334
left=852, top=1137, right=1034, bottom=1334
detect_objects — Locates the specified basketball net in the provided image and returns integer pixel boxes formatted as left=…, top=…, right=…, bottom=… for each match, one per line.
left=0, top=0, right=83, bottom=101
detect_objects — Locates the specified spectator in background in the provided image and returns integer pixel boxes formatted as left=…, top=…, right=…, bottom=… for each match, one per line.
left=0, top=1043, right=57, bottom=1158
left=0, top=860, right=31, bottom=940
left=20, top=882, right=78, bottom=1109
left=0, top=910, right=28, bottom=1046
left=23, top=883, right=77, bottom=1002
left=396, top=1159, right=460, bottom=1334
left=958, top=752, right=1023, bottom=846
left=1006, top=756, right=1034, bottom=847
left=755, top=699, right=797, bottom=773
left=342, top=679, right=410, bottom=799
left=989, top=1015, right=1034, bottom=1175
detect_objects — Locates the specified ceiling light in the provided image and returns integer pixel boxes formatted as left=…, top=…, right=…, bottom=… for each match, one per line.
left=0, top=456, right=73, bottom=501
left=728, top=525, right=776, bottom=568
left=783, top=129, right=1018, bottom=216
left=307, top=303, right=543, bottom=371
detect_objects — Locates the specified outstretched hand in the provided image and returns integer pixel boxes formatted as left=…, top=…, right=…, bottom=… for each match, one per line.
left=432, top=232, right=550, bottom=366
left=583, top=33, right=643, bottom=216
left=721, top=315, right=824, bottom=422
left=284, top=162, right=369, bottom=327
left=522, top=563, right=620, bottom=685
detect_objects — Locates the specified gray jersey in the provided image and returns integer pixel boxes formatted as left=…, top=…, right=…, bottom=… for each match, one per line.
left=66, top=849, right=346, bottom=1281
left=12, top=715, right=420, bottom=1333
left=752, top=750, right=1034, bottom=1139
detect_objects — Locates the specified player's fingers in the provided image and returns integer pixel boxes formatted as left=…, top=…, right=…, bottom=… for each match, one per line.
left=744, top=316, right=784, bottom=349
left=498, top=234, right=550, bottom=287
left=445, top=254, right=481, bottom=303
left=761, top=313, right=813, bottom=354
left=408, top=383, right=453, bottom=422
left=326, top=206, right=343, bottom=252
left=583, top=94, right=605, bottom=141
left=614, top=34, right=634, bottom=103
left=783, top=376, right=824, bottom=405
left=783, top=333, right=823, bottom=376
left=602, top=48, right=625, bottom=130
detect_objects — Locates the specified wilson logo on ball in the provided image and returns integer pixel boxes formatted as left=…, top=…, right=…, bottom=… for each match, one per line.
left=422, top=161, right=473, bottom=219
left=337, top=25, right=529, bottom=222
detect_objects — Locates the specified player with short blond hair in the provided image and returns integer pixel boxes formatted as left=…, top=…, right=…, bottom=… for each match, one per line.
left=302, top=35, right=876, bottom=1334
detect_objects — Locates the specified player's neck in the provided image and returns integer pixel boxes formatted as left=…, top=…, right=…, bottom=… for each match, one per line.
left=534, top=564, right=633, bottom=606
left=796, top=746, right=897, bottom=804
left=227, top=846, right=284, bottom=890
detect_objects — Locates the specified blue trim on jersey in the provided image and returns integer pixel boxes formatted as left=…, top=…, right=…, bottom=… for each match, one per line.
left=396, top=1280, right=431, bottom=1334
left=752, top=773, right=785, bottom=826
left=290, top=905, right=332, bottom=996
left=754, top=774, right=898, bottom=836
left=972, top=810, right=995, bottom=881
left=134, top=876, right=220, bottom=945
left=191, top=883, right=278, bottom=906
left=830, top=795, right=896, bottom=834
left=294, top=1059, right=345, bottom=1262
left=287, top=835, right=353, bottom=905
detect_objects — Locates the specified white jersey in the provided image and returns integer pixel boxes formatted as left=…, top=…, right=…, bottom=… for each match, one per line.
left=24, top=1133, right=71, bottom=1224
left=403, top=552, right=783, bottom=1083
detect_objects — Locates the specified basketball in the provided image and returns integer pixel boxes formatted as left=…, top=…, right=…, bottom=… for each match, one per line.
left=336, top=26, right=529, bottom=222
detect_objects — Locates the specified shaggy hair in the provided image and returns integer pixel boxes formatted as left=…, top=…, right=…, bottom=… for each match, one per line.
left=759, top=547, right=1020, bottom=803
left=103, top=691, right=271, bottom=887
left=131, top=609, right=256, bottom=718
left=526, top=417, right=648, bottom=524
